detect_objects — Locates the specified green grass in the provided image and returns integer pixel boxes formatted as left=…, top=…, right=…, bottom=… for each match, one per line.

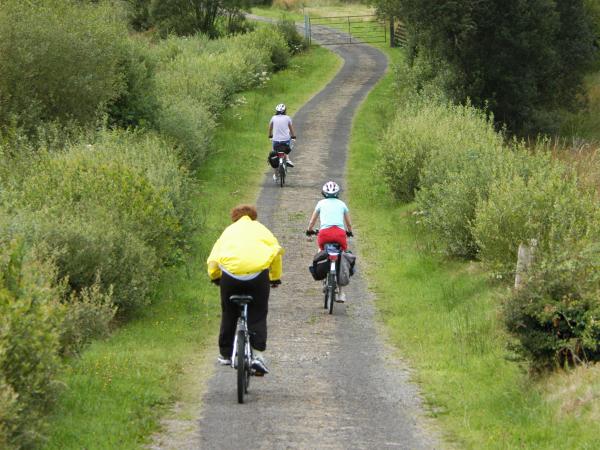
left=43, top=46, right=341, bottom=450
left=347, top=46, right=600, bottom=449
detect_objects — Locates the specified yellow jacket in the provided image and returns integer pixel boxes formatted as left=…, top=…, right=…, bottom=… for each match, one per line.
left=207, top=216, right=284, bottom=281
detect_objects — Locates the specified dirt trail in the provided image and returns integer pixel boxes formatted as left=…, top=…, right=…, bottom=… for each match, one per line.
left=151, top=22, right=442, bottom=450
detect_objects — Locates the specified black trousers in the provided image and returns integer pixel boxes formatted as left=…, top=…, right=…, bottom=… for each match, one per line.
left=219, top=269, right=270, bottom=357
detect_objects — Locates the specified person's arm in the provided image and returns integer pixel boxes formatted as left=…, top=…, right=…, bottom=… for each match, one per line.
left=307, top=209, right=319, bottom=231
left=343, top=211, right=353, bottom=233
left=268, top=120, right=273, bottom=139
left=206, top=238, right=223, bottom=281
left=289, top=121, right=296, bottom=139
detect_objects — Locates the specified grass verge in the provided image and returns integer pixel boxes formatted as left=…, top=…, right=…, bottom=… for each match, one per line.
left=347, top=46, right=600, bottom=448
left=43, top=46, right=341, bottom=449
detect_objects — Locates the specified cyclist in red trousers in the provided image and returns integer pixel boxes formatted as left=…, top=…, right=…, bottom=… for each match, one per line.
left=306, top=181, right=353, bottom=301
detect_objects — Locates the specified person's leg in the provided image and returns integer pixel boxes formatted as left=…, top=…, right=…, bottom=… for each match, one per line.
left=218, top=273, right=240, bottom=359
left=246, top=270, right=270, bottom=352
left=246, top=270, right=270, bottom=373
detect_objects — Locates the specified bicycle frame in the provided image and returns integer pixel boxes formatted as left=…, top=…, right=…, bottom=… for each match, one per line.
left=324, top=243, right=341, bottom=313
left=231, top=303, right=251, bottom=369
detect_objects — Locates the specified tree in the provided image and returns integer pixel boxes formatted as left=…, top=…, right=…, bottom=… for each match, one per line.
left=379, top=0, right=596, bottom=134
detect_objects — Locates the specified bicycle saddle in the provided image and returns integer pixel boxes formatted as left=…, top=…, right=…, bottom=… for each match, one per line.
left=229, top=295, right=253, bottom=305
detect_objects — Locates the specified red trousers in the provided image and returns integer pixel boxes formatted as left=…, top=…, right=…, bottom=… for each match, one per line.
left=317, top=226, right=347, bottom=250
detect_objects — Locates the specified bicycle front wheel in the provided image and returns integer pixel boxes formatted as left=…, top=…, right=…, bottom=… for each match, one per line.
left=236, top=330, right=246, bottom=404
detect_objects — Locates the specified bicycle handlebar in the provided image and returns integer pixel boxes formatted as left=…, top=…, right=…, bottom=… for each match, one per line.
left=306, top=229, right=353, bottom=237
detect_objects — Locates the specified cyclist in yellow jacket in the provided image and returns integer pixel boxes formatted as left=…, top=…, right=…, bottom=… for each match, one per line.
left=207, top=204, right=284, bottom=374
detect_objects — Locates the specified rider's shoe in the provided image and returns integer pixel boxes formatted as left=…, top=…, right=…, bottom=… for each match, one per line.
left=272, top=174, right=278, bottom=183
left=217, top=354, right=231, bottom=365
left=251, top=355, right=269, bottom=375
left=286, top=159, right=295, bottom=168
left=336, top=291, right=347, bottom=303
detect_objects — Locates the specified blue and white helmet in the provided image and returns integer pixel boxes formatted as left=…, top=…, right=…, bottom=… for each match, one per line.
left=275, top=103, right=286, bottom=114
left=322, top=181, right=340, bottom=198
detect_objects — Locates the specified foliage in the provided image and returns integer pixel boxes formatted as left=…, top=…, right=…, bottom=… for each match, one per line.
left=2, top=130, right=194, bottom=311
left=376, top=0, right=597, bottom=134
left=154, top=28, right=289, bottom=167
left=473, top=150, right=600, bottom=276
left=505, top=240, right=600, bottom=369
left=148, top=0, right=250, bottom=37
left=60, top=283, right=117, bottom=356
left=107, top=37, right=160, bottom=129
left=0, top=241, right=64, bottom=449
left=277, top=16, right=308, bottom=54
left=0, top=0, right=129, bottom=132
left=377, top=96, right=503, bottom=202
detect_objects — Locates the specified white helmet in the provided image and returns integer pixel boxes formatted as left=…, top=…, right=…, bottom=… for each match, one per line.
left=275, top=103, right=286, bottom=114
left=322, top=181, right=340, bottom=198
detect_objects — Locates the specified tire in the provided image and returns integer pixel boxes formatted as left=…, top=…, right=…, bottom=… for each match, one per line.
left=237, top=330, right=246, bottom=404
left=279, top=163, right=285, bottom=187
left=327, top=272, right=335, bottom=314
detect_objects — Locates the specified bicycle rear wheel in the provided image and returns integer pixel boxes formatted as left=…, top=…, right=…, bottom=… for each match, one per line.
left=279, top=164, right=285, bottom=187
left=236, top=330, right=246, bottom=404
left=327, top=273, right=335, bottom=314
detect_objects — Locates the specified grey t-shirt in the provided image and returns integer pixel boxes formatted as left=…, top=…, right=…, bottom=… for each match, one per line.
left=270, top=114, right=292, bottom=141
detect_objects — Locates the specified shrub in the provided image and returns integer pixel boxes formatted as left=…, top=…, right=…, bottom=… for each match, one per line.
left=60, top=282, right=117, bottom=356
left=0, top=240, right=64, bottom=449
left=108, top=37, right=160, bottom=129
left=382, top=98, right=512, bottom=257
left=378, top=98, right=503, bottom=202
left=3, top=130, right=194, bottom=310
left=473, top=151, right=600, bottom=276
left=0, top=0, right=129, bottom=131
left=153, top=27, right=288, bottom=167
left=505, top=240, right=600, bottom=369
left=277, top=16, right=308, bottom=54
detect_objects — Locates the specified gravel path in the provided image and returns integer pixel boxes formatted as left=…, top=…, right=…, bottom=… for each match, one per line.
left=151, top=20, right=443, bottom=450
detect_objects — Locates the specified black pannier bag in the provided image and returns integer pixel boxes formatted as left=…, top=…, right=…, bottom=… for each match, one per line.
left=267, top=150, right=278, bottom=168
left=308, top=250, right=329, bottom=281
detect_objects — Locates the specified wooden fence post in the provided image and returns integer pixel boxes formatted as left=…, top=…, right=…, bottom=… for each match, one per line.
left=514, top=239, right=538, bottom=289
left=390, top=16, right=395, bottom=47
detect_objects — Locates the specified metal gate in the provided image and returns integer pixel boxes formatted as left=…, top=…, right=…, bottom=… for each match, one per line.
left=307, top=15, right=387, bottom=46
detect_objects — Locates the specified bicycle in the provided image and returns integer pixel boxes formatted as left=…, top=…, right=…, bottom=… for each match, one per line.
left=229, top=294, right=254, bottom=404
left=272, top=139, right=295, bottom=188
left=307, top=229, right=352, bottom=314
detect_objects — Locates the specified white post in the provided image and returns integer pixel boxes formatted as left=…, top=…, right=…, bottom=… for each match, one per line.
left=514, top=238, right=538, bottom=289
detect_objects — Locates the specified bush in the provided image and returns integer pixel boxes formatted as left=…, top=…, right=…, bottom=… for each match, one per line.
left=0, top=240, right=64, bottom=449
left=473, top=150, right=600, bottom=276
left=378, top=97, right=503, bottom=202
left=108, top=37, right=160, bottom=129
left=3, top=130, right=194, bottom=310
left=277, top=16, right=308, bottom=54
left=505, top=240, right=600, bottom=369
left=153, top=27, right=288, bottom=167
left=0, top=0, right=129, bottom=132
left=60, top=282, right=117, bottom=356
left=382, top=98, right=512, bottom=257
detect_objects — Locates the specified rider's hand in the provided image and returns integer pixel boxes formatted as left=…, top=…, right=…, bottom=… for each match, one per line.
left=306, top=229, right=315, bottom=236
left=268, top=135, right=273, bottom=139
left=211, top=278, right=221, bottom=286
left=346, top=231, right=353, bottom=237
left=270, top=279, right=281, bottom=288
left=291, top=135, right=296, bottom=140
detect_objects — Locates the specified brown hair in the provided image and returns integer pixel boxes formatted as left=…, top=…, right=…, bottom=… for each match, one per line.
left=230, top=204, right=258, bottom=222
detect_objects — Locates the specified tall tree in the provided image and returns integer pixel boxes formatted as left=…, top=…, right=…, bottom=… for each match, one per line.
left=381, top=0, right=596, bottom=133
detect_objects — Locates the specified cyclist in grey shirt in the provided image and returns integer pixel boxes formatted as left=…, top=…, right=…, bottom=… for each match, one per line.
left=268, top=103, right=296, bottom=182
